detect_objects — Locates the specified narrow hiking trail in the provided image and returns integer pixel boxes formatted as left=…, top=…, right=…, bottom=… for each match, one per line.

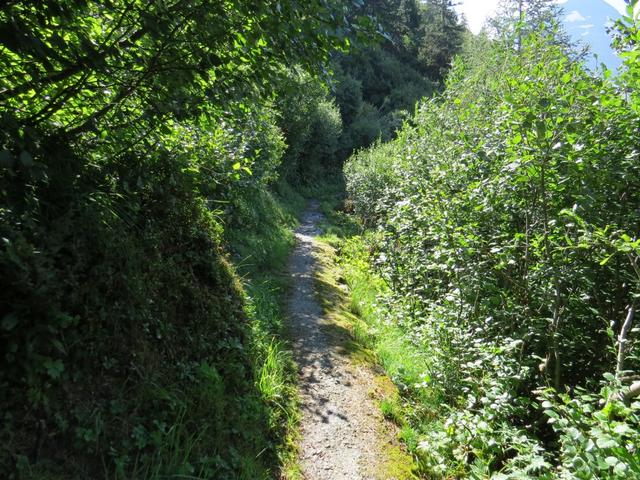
left=287, top=203, right=404, bottom=480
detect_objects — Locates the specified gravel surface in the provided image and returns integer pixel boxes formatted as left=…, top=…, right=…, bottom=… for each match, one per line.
left=288, top=203, right=389, bottom=480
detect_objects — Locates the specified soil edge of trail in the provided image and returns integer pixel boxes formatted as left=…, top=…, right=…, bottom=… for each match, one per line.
left=287, top=201, right=415, bottom=480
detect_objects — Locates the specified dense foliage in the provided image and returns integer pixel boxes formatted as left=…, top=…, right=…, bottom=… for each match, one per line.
left=11, top=0, right=635, bottom=478
left=0, top=0, right=369, bottom=477
left=331, top=0, right=464, bottom=159
left=345, top=4, right=640, bottom=478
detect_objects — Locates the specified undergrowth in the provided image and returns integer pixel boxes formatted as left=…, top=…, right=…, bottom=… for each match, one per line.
left=2, top=172, right=305, bottom=479
left=338, top=16, right=640, bottom=479
left=227, top=181, right=307, bottom=479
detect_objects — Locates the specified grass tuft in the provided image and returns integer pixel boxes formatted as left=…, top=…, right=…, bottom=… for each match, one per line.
left=309, top=205, right=418, bottom=479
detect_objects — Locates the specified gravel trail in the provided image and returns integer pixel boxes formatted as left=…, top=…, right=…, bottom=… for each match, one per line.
left=288, top=202, right=391, bottom=480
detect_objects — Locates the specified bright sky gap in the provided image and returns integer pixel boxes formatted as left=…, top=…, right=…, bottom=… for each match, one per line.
left=455, top=0, right=627, bottom=34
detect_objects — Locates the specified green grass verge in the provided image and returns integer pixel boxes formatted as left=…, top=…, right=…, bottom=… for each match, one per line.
left=226, top=180, right=307, bottom=479
left=310, top=209, right=418, bottom=479
left=316, top=198, right=436, bottom=478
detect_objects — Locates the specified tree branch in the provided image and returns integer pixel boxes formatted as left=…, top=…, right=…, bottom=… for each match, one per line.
left=613, top=381, right=640, bottom=402
left=616, top=304, right=634, bottom=377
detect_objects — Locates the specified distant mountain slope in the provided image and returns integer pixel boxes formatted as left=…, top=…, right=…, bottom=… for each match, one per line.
left=560, top=0, right=622, bottom=70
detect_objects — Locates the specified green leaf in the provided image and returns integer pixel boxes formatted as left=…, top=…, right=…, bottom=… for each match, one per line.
left=614, top=462, right=628, bottom=475
left=600, top=254, right=615, bottom=266
left=52, top=338, right=67, bottom=354
left=1, top=314, right=18, bottom=331
left=43, top=358, right=65, bottom=379
left=613, top=423, right=632, bottom=435
left=0, top=149, right=14, bottom=168
left=595, top=436, right=617, bottom=449
left=19, top=150, right=34, bottom=167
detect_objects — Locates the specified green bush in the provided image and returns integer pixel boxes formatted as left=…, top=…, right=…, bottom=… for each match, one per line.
left=539, top=385, right=640, bottom=479
left=344, top=22, right=640, bottom=478
left=275, top=70, right=344, bottom=184
left=302, top=99, right=343, bottom=181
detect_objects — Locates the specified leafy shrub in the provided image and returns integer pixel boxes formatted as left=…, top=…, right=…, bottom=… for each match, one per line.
left=344, top=19, right=640, bottom=478
left=332, top=68, right=364, bottom=125
left=344, top=139, right=405, bottom=225
left=302, top=99, right=343, bottom=181
left=0, top=110, right=289, bottom=478
left=539, top=383, right=640, bottom=479
left=275, top=70, right=344, bottom=184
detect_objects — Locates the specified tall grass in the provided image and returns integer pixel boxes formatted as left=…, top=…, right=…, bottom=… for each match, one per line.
left=338, top=236, right=429, bottom=391
left=228, top=181, right=306, bottom=478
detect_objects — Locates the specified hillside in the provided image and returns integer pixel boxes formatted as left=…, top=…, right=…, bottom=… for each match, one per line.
left=1, top=1, right=639, bottom=479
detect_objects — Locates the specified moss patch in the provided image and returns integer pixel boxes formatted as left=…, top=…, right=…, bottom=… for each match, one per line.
left=312, top=236, right=417, bottom=479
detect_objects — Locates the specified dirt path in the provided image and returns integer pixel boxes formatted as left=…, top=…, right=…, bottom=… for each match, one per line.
left=287, top=203, right=401, bottom=480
